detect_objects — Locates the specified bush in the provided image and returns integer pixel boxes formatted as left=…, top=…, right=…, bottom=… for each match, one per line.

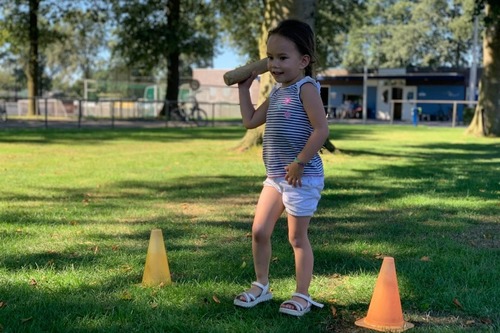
left=463, top=107, right=475, bottom=125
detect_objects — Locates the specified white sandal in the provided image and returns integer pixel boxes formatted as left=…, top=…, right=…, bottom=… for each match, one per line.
left=279, top=292, right=324, bottom=316
left=234, top=281, right=273, bottom=308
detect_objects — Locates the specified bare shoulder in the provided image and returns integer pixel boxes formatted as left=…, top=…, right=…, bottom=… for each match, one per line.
left=300, top=81, right=322, bottom=106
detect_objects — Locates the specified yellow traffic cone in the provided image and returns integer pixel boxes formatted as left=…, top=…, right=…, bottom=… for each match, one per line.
left=142, top=229, right=172, bottom=286
left=355, top=257, right=414, bottom=332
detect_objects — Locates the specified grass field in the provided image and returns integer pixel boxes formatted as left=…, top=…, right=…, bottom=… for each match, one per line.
left=0, top=124, right=498, bottom=333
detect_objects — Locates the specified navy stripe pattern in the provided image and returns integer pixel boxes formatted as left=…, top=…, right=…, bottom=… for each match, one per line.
left=263, top=76, right=324, bottom=178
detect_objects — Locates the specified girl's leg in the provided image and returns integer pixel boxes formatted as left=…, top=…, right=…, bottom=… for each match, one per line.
left=238, top=185, right=284, bottom=300
left=281, top=214, right=313, bottom=309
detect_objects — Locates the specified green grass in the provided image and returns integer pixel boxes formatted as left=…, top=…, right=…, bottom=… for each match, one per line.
left=0, top=124, right=498, bottom=333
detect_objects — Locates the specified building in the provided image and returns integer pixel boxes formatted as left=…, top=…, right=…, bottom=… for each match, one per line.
left=192, top=66, right=480, bottom=122
left=318, top=67, right=480, bottom=122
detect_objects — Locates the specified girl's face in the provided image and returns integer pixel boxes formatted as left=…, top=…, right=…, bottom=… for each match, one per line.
left=266, top=34, right=310, bottom=87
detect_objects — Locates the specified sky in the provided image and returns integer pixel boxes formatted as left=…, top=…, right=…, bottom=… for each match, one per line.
left=212, top=44, right=248, bottom=69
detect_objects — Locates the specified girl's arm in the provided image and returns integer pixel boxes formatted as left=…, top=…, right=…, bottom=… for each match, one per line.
left=285, top=82, right=329, bottom=187
left=296, top=82, right=330, bottom=163
left=238, top=73, right=268, bottom=129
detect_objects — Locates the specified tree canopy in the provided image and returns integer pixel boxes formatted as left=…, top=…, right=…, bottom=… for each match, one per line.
left=0, top=0, right=498, bottom=136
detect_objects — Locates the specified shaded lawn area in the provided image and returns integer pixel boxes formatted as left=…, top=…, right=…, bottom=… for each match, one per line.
left=0, top=124, right=498, bottom=333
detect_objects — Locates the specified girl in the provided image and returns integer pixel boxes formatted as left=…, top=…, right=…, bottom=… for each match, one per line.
left=233, top=19, right=329, bottom=317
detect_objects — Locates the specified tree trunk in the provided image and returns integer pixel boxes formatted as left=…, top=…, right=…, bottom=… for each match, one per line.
left=161, top=0, right=181, bottom=118
left=466, top=3, right=500, bottom=137
left=236, top=0, right=291, bottom=150
left=27, top=0, right=40, bottom=116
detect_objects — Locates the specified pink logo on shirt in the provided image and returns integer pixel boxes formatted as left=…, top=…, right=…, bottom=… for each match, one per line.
left=283, top=97, right=292, bottom=118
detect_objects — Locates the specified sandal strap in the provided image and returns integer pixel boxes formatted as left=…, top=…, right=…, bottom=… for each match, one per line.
left=251, top=281, right=269, bottom=294
left=281, top=299, right=305, bottom=311
left=292, top=292, right=324, bottom=308
left=237, top=291, right=256, bottom=303
left=236, top=281, right=269, bottom=303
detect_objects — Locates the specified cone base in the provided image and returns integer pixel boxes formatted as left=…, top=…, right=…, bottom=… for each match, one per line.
left=355, top=317, right=414, bottom=332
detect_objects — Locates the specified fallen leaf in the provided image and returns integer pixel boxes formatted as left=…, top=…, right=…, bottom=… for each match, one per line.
left=330, top=305, right=337, bottom=317
left=21, top=317, right=33, bottom=323
left=271, top=257, right=279, bottom=262
left=121, top=291, right=133, bottom=300
left=465, top=320, right=475, bottom=325
left=0, top=301, right=6, bottom=308
left=29, top=279, right=37, bottom=286
left=150, top=302, right=158, bottom=309
left=480, top=317, right=492, bottom=324
left=121, top=265, right=132, bottom=272
left=245, top=232, right=252, bottom=238
left=112, top=245, right=119, bottom=251
left=375, top=254, right=386, bottom=259
left=420, top=256, right=431, bottom=261
left=452, top=298, right=463, bottom=309
left=212, top=295, right=220, bottom=303
left=240, top=261, right=246, bottom=268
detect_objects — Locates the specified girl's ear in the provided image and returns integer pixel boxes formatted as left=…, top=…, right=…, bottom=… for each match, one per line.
left=300, top=55, right=311, bottom=70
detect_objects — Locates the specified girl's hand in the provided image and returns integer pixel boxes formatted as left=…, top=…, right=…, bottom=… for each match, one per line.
left=284, top=163, right=303, bottom=187
left=238, top=71, right=257, bottom=90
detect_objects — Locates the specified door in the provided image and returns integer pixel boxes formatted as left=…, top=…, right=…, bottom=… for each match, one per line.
left=392, top=87, right=403, bottom=120
left=402, top=86, right=417, bottom=121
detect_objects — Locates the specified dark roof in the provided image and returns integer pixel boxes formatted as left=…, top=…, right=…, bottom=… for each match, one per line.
left=317, top=67, right=482, bottom=85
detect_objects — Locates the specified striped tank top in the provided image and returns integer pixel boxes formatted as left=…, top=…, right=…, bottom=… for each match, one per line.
left=263, top=76, right=324, bottom=178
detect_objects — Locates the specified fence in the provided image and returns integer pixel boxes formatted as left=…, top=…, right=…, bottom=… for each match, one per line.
left=0, top=97, right=242, bottom=129
left=390, top=99, right=477, bottom=127
left=1, top=96, right=476, bottom=129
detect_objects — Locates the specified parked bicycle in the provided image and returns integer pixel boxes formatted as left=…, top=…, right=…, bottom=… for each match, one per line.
left=0, top=101, right=7, bottom=122
left=170, top=95, right=208, bottom=127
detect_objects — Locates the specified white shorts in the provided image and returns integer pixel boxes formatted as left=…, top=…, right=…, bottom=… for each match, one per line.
left=263, top=177, right=324, bottom=217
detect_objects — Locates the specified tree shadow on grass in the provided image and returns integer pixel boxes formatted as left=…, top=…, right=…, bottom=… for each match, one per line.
left=1, top=137, right=499, bottom=331
left=0, top=127, right=246, bottom=145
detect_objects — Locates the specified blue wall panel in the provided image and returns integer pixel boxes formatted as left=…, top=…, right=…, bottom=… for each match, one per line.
left=417, top=85, right=466, bottom=120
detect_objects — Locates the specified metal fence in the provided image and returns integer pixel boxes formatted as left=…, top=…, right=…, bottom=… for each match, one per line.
left=390, top=99, right=477, bottom=127
left=1, top=96, right=475, bottom=129
left=0, top=97, right=242, bottom=129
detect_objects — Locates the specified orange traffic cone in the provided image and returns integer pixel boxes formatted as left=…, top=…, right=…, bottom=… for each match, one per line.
left=355, top=257, right=414, bottom=332
left=142, top=229, right=172, bottom=286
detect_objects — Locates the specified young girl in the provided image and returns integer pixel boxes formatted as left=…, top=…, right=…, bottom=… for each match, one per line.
left=233, top=19, right=329, bottom=317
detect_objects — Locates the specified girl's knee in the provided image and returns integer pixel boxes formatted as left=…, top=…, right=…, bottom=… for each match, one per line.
left=288, top=234, right=309, bottom=249
left=252, top=225, right=271, bottom=243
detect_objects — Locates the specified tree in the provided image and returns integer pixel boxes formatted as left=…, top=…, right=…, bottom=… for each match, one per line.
left=466, top=0, right=500, bottom=137
left=0, top=0, right=106, bottom=113
left=110, top=0, right=218, bottom=116
left=0, top=0, right=44, bottom=115
left=341, top=0, right=477, bottom=69
left=45, top=9, right=108, bottom=87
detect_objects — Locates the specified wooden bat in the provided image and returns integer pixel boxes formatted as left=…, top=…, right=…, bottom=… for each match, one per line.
left=223, top=58, right=269, bottom=86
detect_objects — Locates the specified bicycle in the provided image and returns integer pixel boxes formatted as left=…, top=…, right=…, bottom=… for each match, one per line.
left=170, top=96, right=208, bottom=127
left=0, top=101, right=7, bottom=122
